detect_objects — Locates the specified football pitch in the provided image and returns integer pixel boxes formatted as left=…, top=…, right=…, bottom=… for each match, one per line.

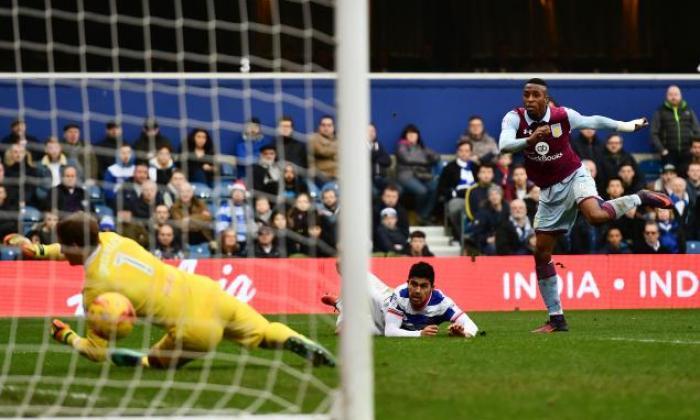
left=0, top=309, right=698, bottom=419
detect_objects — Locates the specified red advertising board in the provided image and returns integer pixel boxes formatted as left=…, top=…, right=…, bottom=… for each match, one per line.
left=0, top=255, right=698, bottom=317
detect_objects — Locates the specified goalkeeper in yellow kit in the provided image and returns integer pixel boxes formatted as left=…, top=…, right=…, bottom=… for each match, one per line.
left=6, top=212, right=335, bottom=368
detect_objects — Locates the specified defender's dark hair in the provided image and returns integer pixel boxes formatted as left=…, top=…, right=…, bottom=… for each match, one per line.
left=526, top=78, right=548, bottom=88
left=408, top=261, right=435, bottom=286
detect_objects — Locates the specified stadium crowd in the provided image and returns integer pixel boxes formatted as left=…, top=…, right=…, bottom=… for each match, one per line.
left=0, top=85, right=698, bottom=259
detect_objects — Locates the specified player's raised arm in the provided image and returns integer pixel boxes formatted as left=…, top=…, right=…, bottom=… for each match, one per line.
left=565, top=107, right=648, bottom=133
left=3, top=234, right=64, bottom=260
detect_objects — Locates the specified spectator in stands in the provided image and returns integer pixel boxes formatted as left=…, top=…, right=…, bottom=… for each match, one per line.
left=368, top=123, right=391, bottom=196
left=504, top=164, right=533, bottom=202
left=572, top=128, right=604, bottom=165
left=181, top=128, right=217, bottom=187
left=395, top=124, right=440, bottom=224
left=253, top=225, right=280, bottom=258
left=149, top=145, right=176, bottom=186
left=27, top=211, right=59, bottom=244
left=0, top=185, right=18, bottom=239
left=493, top=152, right=512, bottom=190
left=152, top=223, right=184, bottom=260
left=604, top=177, right=625, bottom=201
left=4, top=143, right=37, bottom=205
left=309, top=115, right=338, bottom=183
left=403, top=230, right=434, bottom=257
left=317, top=185, right=339, bottom=248
left=634, top=221, right=670, bottom=254
left=597, top=227, right=631, bottom=254
left=687, top=162, right=700, bottom=198
left=254, top=196, right=274, bottom=226
left=305, top=224, right=336, bottom=257
left=130, top=180, right=163, bottom=223
left=679, top=138, right=700, bottom=177
left=48, top=165, right=87, bottom=214
left=235, top=117, right=270, bottom=173
left=602, top=177, right=644, bottom=248
left=276, top=116, right=307, bottom=170
left=524, top=185, right=540, bottom=223
left=94, top=121, right=123, bottom=180
left=582, top=159, right=603, bottom=192
left=115, top=162, right=150, bottom=212
left=374, top=207, right=407, bottom=254
left=162, top=169, right=186, bottom=208
left=650, top=85, right=700, bottom=168
left=495, top=198, right=533, bottom=256
left=252, top=144, right=281, bottom=196
left=0, top=164, right=17, bottom=208
left=669, top=176, right=695, bottom=237
left=218, top=229, right=240, bottom=257
left=133, top=118, right=173, bottom=161
left=281, top=163, right=309, bottom=204
left=149, top=203, right=180, bottom=242
left=373, top=184, right=409, bottom=238
left=1, top=119, right=42, bottom=160
left=652, top=164, right=678, bottom=195
left=62, top=123, right=98, bottom=180
left=465, top=164, right=495, bottom=222
left=437, top=140, right=476, bottom=240
left=656, top=208, right=681, bottom=254
left=459, top=115, right=498, bottom=165
left=215, top=182, right=255, bottom=252
left=36, top=137, right=78, bottom=200
left=287, top=192, right=316, bottom=239
left=116, top=208, right=149, bottom=248
left=170, top=182, right=214, bottom=247
left=599, top=133, right=639, bottom=188
left=98, top=215, right=115, bottom=232
left=271, top=210, right=300, bottom=256
left=473, top=186, right=508, bottom=255
left=104, top=144, right=135, bottom=205
left=616, top=163, right=644, bottom=195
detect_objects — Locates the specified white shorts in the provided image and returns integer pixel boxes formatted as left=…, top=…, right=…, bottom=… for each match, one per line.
left=533, top=164, right=600, bottom=233
left=336, top=273, right=394, bottom=336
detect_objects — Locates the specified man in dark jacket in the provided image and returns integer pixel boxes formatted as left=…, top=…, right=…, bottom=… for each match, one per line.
left=49, top=165, right=88, bottom=214
left=369, top=123, right=391, bottom=197
left=650, top=85, right=700, bottom=168
left=372, top=184, right=409, bottom=238
left=599, top=133, right=640, bottom=188
left=275, top=116, right=308, bottom=170
left=571, top=128, right=604, bottom=166
left=437, top=140, right=476, bottom=240
left=374, top=207, right=408, bottom=254
left=495, top=199, right=533, bottom=255
left=1, top=119, right=42, bottom=160
left=634, top=221, right=670, bottom=254
left=94, top=121, right=123, bottom=180
left=133, top=118, right=173, bottom=161
left=472, top=185, right=508, bottom=255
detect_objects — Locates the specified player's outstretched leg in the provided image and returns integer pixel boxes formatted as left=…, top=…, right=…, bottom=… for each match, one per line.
left=531, top=232, right=569, bottom=333
left=261, top=322, right=336, bottom=367
left=580, top=190, right=672, bottom=226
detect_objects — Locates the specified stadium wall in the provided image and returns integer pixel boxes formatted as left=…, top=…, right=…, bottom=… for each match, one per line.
left=2, top=75, right=700, bottom=154
left=1, top=255, right=698, bottom=317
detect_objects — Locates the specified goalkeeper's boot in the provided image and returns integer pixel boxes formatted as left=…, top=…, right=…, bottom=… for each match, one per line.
left=637, top=190, right=673, bottom=209
left=531, top=314, right=569, bottom=334
left=50, top=319, right=77, bottom=344
left=320, top=294, right=339, bottom=310
left=284, top=336, right=336, bottom=367
left=109, top=348, right=148, bottom=367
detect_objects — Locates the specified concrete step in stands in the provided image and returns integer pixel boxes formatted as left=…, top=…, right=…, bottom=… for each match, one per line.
left=409, top=225, right=461, bottom=257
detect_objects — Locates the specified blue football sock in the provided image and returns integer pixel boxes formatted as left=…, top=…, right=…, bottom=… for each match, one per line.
left=536, top=262, right=563, bottom=315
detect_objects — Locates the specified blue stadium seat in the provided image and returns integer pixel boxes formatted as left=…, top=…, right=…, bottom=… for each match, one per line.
left=686, top=241, right=700, bottom=254
left=87, top=184, right=105, bottom=203
left=639, top=159, right=662, bottom=183
left=0, top=246, right=20, bottom=261
left=192, top=182, right=213, bottom=201
left=93, top=204, right=114, bottom=219
left=187, top=242, right=211, bottom=259
left=21, top=206, right=42, bottom=224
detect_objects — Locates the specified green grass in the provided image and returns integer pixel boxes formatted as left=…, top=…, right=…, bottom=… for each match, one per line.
left=1, top=310, right=699, bottom=418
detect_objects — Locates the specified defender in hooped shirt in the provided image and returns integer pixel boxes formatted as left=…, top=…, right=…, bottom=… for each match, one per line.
left=499, top=78, right=673, bottom=333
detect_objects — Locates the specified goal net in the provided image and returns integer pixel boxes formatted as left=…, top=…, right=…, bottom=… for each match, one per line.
left=0, top=0, right=371, bottom=417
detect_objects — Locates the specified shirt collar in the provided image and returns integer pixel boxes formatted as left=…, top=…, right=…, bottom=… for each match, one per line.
left=524, top=107, right=551, bottom=125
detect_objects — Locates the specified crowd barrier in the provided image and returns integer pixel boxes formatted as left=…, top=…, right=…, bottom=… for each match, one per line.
left=0, top=255, right=698, bottom=317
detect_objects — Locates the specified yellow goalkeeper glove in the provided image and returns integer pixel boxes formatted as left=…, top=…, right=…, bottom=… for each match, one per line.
left=3, top=234, right=61, bottom=259
left=50, top=319, right=76, bottom=345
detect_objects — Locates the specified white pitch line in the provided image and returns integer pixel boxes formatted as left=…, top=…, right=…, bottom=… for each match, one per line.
left=594, top=337, right=700, bottom=345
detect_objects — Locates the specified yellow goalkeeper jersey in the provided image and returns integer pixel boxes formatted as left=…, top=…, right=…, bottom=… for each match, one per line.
left=83, top=232, right=219, bottom=328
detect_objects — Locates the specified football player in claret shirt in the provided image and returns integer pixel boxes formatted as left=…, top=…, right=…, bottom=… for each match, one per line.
left=5, top=212, right=335, bottom=368
left=499, top=78, right=673, bottom=333
left=323, top=261, right=478, bottom=338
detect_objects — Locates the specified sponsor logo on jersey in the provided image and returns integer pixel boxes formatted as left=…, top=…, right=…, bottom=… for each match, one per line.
left=530, top=152, right=563, bottom=162
left=535, top=141, right=550, bottom=155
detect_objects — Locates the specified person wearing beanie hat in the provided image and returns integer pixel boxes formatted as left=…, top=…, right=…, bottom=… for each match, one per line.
left=374, top=207, right=407, bottom=254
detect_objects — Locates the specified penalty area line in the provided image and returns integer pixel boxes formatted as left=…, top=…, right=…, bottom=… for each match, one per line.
left=591, top=337, right=700, bottom=345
